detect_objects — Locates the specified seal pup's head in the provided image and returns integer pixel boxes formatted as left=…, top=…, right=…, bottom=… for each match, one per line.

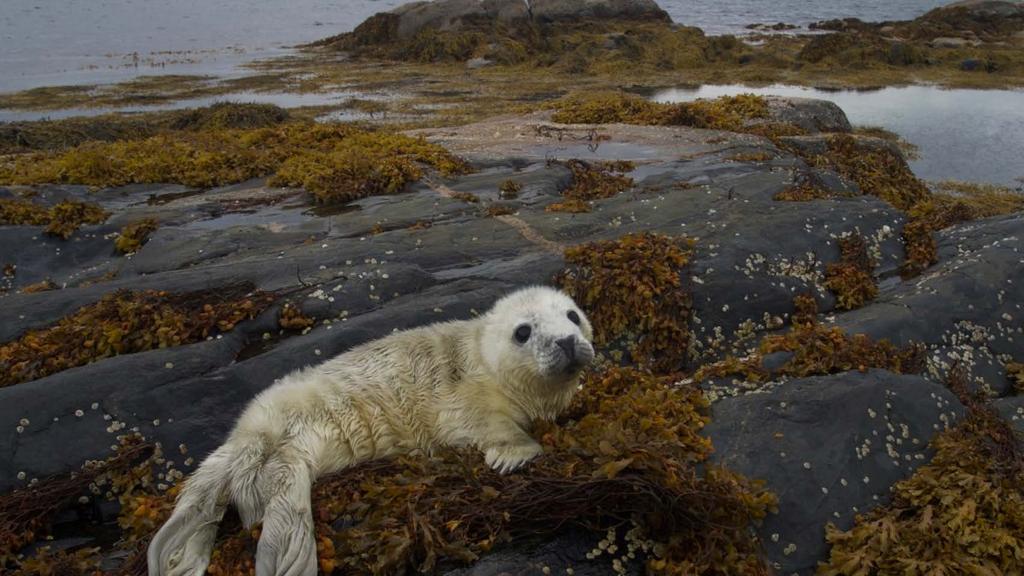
left=479, top=286, right=595, bottom=389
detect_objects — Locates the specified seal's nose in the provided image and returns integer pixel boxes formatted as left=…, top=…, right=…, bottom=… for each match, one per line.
left=556, top=335, right=576, bottom=362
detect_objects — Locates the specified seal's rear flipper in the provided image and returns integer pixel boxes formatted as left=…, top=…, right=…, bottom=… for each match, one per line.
left=254, top=456, right=317, bottom=576
left=148, top=446, right=232, bottom=576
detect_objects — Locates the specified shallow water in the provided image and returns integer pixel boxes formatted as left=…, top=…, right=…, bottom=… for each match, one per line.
left=1, top=0, right=951, bottom=92
left=654, top=85, right=1024, bottom=187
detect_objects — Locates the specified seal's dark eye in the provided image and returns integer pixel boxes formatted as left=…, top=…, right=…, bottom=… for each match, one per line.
left=514, top=324, right=532, bottom=344
left=567, top=310, right=581, bottom=325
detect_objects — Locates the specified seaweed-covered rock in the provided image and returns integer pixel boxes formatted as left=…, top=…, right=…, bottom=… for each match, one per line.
left=386, top=0, right=670, bottom=40
left=837, top=214, right=1024, bottom=396
left=1, top=99, right=1022, bottom=572
left=705, top=370, right=967, bottom=576
left=942, top=0, right=1024, bottom=19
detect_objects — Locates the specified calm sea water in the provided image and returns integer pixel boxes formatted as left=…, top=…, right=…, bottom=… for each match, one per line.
left=1, top=0, right=951, bottom=92
left=4, top=0, right=1019, bottom=187
left=655, top=85, right=1024, bottom=187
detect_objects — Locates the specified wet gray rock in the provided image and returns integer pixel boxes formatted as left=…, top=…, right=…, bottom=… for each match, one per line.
left=763, top=96, right=852, bottom=134
left=705, top=370, right=966, bottom=576
left=0, top=110, right=953, bottom=490
left=993, top=396, right=1024, bottom=433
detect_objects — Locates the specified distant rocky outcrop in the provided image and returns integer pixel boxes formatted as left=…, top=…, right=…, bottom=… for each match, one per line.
left=329, top=0, right=670, bottom=48
left=390, top=0, right=669, bottom=37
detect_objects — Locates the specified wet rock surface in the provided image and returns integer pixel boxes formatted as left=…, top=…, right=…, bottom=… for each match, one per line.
left=705, top=370, right=966, bottom=575
left=1, top=97, right=1021, bottom=572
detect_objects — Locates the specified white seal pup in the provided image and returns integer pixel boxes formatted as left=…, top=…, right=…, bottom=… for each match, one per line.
left=148, top=285, right=594, bottom=576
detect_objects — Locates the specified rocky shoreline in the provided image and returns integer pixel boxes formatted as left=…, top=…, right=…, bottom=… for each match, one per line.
left=1, top=1, right=1023, bottom=575
left=1, top=0, right=1023, bottom=118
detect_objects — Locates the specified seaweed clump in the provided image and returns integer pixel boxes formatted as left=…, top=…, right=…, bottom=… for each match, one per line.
left=0, top=198, right=109, bottom=239
left=695, top=294, right=923, bottom=383
left=804, top=134, right=930, bottom=211
left=279, top=302, right=315, bottom=330
left=269, top=128, right=469, bottom=204
left=0, top=282, right=274, bottom=387
left=776, top=134, right=952, bottom=279
left=551, top=92, right=770, bottom=132
left=0, top=103, right=291, bottom=155
left=824, top=233, right=878, bottom=310
left=114, top=218, right=159, bottom=254
left=899, top=181, right=1024, bottom=278
left=0, top=124, right=468, bottom=205
left=165, top=102, right=290, bottom=131
left=498, top=179, right=522, bottom=199
left=547, top=159, right=634, bottom=213
left=774, top=180, right=832, bottom=201
left=319, top=17, right=717, bottom=75
left=558, top=232, right=693, bottom=373
left=1008, top=362, right=1024, bottom=393
left=0, top=438, right=156, bottom=570
left=820, top=367, right=1024, bottom=575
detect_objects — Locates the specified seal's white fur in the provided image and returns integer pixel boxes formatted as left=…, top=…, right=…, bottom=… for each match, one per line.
left=148, top=286, right=594, bottom=576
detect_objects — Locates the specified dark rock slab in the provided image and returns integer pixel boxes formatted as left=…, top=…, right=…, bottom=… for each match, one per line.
left=705, top=369, right=966, bottom=575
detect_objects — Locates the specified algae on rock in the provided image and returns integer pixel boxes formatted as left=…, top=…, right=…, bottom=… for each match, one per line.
left=0, top=283, right=274, bottom=387
left=0, top=124, right=469, bottom=205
